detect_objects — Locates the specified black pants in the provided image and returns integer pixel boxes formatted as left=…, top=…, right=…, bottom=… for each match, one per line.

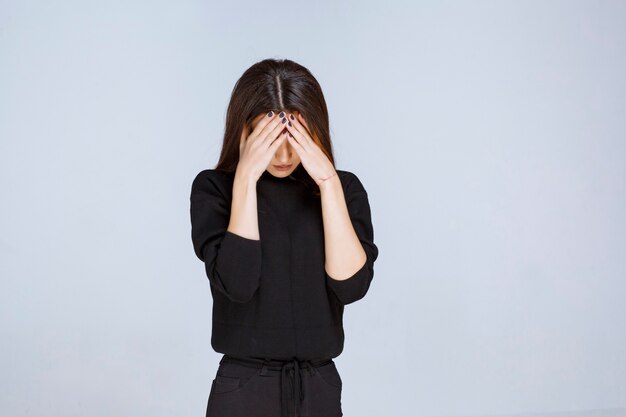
left=206, top=354, right=343, bottom=417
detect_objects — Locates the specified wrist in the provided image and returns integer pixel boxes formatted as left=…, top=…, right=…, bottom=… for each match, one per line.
left=234, top=167, right=258, bottom=186
left=318, top=172, right=340, bottom=191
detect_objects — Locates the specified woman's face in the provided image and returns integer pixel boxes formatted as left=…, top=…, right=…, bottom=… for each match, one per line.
left=248, top=111, right=302, bottom=177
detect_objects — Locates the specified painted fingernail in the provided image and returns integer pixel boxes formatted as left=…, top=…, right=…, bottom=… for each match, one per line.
left=282, top=117, right=287, bottom=124
left=288, top=121, right=292, bottom=127
left=279, top=111, right=285, bottom=118
left=267, top=111, right=273, bottom=117
left=282, top=130, right=287, bottom=135
left=290, top=114, right=295, bottom=120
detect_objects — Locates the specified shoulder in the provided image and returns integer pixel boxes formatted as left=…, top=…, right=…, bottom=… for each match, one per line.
left=335, top=169, right=368, bottom=195
left=191, top=168, right=234, bottom=198
left=192, top=168, right=230, bottom=184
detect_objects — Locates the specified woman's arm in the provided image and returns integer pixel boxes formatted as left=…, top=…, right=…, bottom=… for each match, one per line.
left=280, top=112, right=378, bottom=305
left=228, top=170, right=261, bottom=240
left=190, top=112, right=287, bottom=303
left=320, top=172, right=379, bottom=305
left=190, top=170, right=262, bottom=303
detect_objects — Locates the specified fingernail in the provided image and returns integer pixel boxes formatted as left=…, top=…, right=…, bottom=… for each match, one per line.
left=288, top=121, right=292, bottom=127
left=267, top=111, right=273, bottom=117
left=279, top=111, right=285, bottom=118
left=290, top=114, right=295, bottom=120
left=282, top=117, right=287, bottom=124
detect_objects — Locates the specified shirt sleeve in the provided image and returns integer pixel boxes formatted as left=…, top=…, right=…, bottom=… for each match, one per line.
left=325, top=172, right=379, bottom=305
left=190, top=170, right=262, bottom=303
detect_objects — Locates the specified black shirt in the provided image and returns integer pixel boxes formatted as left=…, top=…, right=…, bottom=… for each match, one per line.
left=189, top=162, right=379, bottom=361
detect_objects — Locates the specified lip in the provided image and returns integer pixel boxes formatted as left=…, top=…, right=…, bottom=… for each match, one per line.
left=273, top=164, right=293, bottom=171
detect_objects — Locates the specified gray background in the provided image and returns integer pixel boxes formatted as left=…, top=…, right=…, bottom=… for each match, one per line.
left=1, top=1, right=625, bottom=416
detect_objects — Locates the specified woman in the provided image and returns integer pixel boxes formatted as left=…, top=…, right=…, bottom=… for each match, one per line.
left=190, top=58, right=379, bottom=417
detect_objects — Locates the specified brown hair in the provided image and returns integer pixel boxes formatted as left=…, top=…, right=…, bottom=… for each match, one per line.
left=214, top=58, right=336, bottom=197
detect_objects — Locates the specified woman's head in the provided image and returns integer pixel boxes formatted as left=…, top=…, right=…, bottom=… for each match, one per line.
left=215, top=58, right=335, bottom=187
left=246, top=110, right=303, bottom=177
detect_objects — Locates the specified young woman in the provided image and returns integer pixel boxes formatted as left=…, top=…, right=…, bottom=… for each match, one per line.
left=190, top=58, right=379, bottom=417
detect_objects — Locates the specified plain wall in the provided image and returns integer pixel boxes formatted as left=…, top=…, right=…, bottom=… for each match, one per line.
left=1, top=0, right=625, bottom=416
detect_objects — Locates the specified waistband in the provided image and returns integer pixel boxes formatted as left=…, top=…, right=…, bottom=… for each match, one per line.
left=220, top=354, right=333, bottom=417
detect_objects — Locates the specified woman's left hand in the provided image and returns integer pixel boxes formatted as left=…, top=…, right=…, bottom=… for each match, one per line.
left=285, top=113, right=337, bottom=186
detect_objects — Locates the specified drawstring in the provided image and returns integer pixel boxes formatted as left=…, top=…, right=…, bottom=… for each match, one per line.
left=280, top=358, right=312, bottom=417
left=222, top=355, right=327, bottom=417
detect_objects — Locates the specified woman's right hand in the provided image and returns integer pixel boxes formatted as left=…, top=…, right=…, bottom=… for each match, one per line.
left=237, top=111, right=288, bottom=181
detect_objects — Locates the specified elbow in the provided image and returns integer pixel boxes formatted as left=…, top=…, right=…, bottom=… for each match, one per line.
left=229, top=290, right=259, bottom=304
left=220, top=280, right=261, bottom=304
left=338, top=287, right=371, bottom=305
left=202, top=231, right=263, bottom=303
left=326, top=261, right=374, bottom=305
left=207, top=262, right=262, bottom=303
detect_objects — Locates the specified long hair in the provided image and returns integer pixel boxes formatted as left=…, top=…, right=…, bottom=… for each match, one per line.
left=214, top=58, right=335, bottom=197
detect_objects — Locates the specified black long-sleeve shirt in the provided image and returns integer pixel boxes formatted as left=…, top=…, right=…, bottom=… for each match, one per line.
left=189, top=162, right=378, bottom=361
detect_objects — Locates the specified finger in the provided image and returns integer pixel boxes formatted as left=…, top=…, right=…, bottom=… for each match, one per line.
left=269, top=130, right=288, bottom=150
left=262, top=117, right=288, bottom=147
left=286, top=131, right=306, bottom=155
left=297, top=113, right=313, bottom=136
left=288, top=113, right=312, bottom=142
left=253, top=111, right=282, bottom=142
left=268, top=133, right=288, bottom=160
left=241, top=120, right=256, bottom=155
left=295, top=113, right=315, bottom=143
left=259, top=112, right=288, bottom=144
left=285, top=115, right=312, bottom=150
